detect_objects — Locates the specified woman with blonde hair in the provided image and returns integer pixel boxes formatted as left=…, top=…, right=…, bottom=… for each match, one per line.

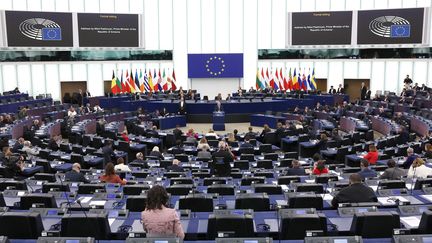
left=197, top=137, right=210, bottom=151
left=408, top=158, right=432, bottom=179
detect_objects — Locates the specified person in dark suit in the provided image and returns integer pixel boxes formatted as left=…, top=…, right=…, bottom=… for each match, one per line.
left=84, top=103, right=92, bottom=114
left=173, top=125, right=183, bottom=141
left=12, top=137, right=25, bottom=153
left=380, top=159, right=406, bottom=180
left=337, top=84, right=345, bottom=94
left=360, top=82, right=367, bottom=100
left=102, top=140, right=115, bottom=165
left=65, top=163, right=89, bottom=183
left=214, top=100, right=223, bottom=112
left=149, top=146, right=164, bottom=160
left=328, top=86, right=336, bottom=94
left=3, top=155, right=25, bottom=180
left=403, top=75, right=413, bottom=87
left=132, top=152, right=149, bottom=169
left=178, top=98, right=187, bottom=115
left=240, top=137, right=254, bottom=148
left=167, top=159, right=184, bottom=172
left=211, top=141, right=234, bottom=177
left=358, top=159, right=377, bottom=179
left=76, top=89, right=83, bottom=107
left=275, top=122, right=285, bottom=143
left=47, top=136, right=60, bottom=151
left=285, top=160, right=307, bottom=176
left=83, top=90, right=91, bottom=97
left=402, top=147, right=418, bottom=169
left=331, top=173, right=377, bottom=208
left=244, top=126, right=256, bottom=140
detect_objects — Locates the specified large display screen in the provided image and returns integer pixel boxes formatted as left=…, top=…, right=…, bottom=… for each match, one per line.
left=5, top=11, right=73, bottom=47
left=291, top=11, right=352, bottom=45
left=357, top=8, right=424, bottom=45
left=77, top=13, right=139, bottom=47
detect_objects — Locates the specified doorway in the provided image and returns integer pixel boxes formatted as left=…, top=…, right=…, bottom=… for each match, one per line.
left=60, top=81, right=87, bottom=104
left=344, top=79, right=370, bottom=102
left=316, top=79, right=327, bottom=93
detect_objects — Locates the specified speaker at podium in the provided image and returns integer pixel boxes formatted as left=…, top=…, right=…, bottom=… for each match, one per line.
left=213, top=111, right=225, bottom=131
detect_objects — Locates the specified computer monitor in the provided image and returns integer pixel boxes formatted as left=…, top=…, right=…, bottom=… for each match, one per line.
left=0, top=212, right=44, bottom=239
left=207, top=213, right=254, bottom=240
left=20, top=193, right=57, bottom=210
left=36, top=237, right=96, bottom=243
left=125, top=238, right=182, bottom=243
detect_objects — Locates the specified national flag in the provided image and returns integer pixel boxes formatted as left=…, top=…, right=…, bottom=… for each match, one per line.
left=148, top=69, right=154, bottom=92
left=139, top=69, right=145, bottom=92
left=142, top=69, right=150, bottom=92
left=129, top=70, right=136, bottom=93
left=283, top=68, right=289, bottom=90
left=270, top=69, right=279, bottom=90
left=256, top=68, right=264, bottom=89
left=120, top=70, right=126, bottom=92
left=162, top=69, right=168, bottom=91
left=302, top=72, right=309, bottom=91
left=292, top=68, right=298, bottom=90
left=157, top=69, right=163, bottom=91
left=111, top=70, right=118, bottom=94
left=310, top=68, right=317, bottom=90
left=135, top=69, right=140, bottom=91
left=171, top=69, right=177, bottom=91
left=297, top=68, right=302, bottom=90
left=279, top=68, right=284, bottom=91
left=265, top=68, right=270, bottom=87
left=115, top=71, right=121, bottom=93
left=287, top=68, right=293, bottom=90
left=153, top=69, right=160, bottom=92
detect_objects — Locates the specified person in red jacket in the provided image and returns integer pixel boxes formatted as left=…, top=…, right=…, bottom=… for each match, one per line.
left=99, top=162, right=127, bottom=185
left=120, top=128, right=130, bottom=143
left=363, top=144, right=378, bottom=165
left=312, top=160, right=329, bottom=175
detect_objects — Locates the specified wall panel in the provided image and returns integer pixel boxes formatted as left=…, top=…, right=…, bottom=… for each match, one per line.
left=31, top=64, right=46, bottom=95
left=17, top=64, right=31, bottom=94
left=45, top=64, right=60, bottom=101
left=384, top=61, right=398, bottom=93
left=2, top=64, right=18, bottom=92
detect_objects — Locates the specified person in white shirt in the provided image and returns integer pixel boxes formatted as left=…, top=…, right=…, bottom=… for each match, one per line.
left=205, top=129, right=219, bottom=139
left=67, top=107, right=77, bottom=117
left=94, top=105, right=104, bottom=113
left=22, top=141, right=39, bottom=160
left=114, top=157, right=131, bottom=172
left=407, top=158, right=432, bottom=179
left=197, top=137, right=211, bottom=151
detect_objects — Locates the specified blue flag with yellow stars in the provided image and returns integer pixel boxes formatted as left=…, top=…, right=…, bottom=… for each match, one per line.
left=187, top=53, right=243, bottom=78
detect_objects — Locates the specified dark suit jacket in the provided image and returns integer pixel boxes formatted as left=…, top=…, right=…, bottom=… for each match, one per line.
left=240, top=142, right=254, bottom=148
left=331, top=183, right=377, bottom=208
left=102, top=145, right=114, bottom=164
left=173, top=128, right=183, bottom=141
left=379, top=167, right=406, bottom=180
left=211, top=150, right=233, bottom=177
left=167, top=164, right=184, bottom=172
left=214, top=105, right=224, bottom=112
left=361, top=87, right=367, bottom=100
left=65, top=170, right=89, bottom=183
left=178, top=102, right=187, bottom=114
left=48, top=140, right=59, bottom=151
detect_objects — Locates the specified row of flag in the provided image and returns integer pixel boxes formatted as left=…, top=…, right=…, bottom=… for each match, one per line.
left=256, top=67, right=317, bottom=91
left=111, top=69, right=178, bottom=94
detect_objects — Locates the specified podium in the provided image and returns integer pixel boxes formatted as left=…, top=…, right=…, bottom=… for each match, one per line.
left=213, top=111, right=225, bottom=131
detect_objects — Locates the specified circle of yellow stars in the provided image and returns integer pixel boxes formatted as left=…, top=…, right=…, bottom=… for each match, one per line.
left=205, top=56, right=226, bottom=76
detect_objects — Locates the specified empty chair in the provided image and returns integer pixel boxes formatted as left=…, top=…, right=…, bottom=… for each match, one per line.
left=294, top=183, right=324, bottom=193
left=164, top=172, right=186, bottom=179
left=315, top=174, right=339, bottom=184
left=61, top=213, right=111, bottom=240
left=277, top=176, right=301, bottom=185
left=263, top=153, right=278, bottom=161
left=239, top=147, right=254, bottom=155
left=256, top=159, right=273, bottom=169
left=0, top=212, right=44, bottom=239
left=240, top=176, right=265, bottom=186
left=77, top=184, right=106, bottom=194
left=279, top=213, right=327, bottom=240
left=178, top=194, right=214, bottom=212
left=123, top=184, right=150, bottom=195
left=287, top=193, right=323, bottom=210
left=350, top=211, right=400, bottom=238
left=240, top=154, right=255, bottom=162
left=284, top=152, right=298, bottom=159
left=60, top=144, right=71, bottom=153
left=233, top=160, right=250, bottom=170
left=130, top=171, right=150, bottom=178
left=418, top=210, right=432, bottom=234
left=207, top=213, right=254, bottom=240
left=0, top=180, right=27, bottom=191
left=253, top=184, right=282, bottom=195
left=34, top=173, right=56, bottom=182
left=166, top=184, right=193, bottom=195
left=253, top=171, right=274, bottom=178
left=170, top=177, right=194, bottom=185
left=235, top=193, right=270, bottom=211
left=378, top=180, right=406, bottom=189
left=174, top=154, right=189, bottom=163
left=20, top=193, right=57, bottom=210
left=126, top=195, right=147, bottom=212
left=279, top=159, right=293, bottom=168
left=42, top=183, right=70, bottom=193
left=203, top=177, right=227, bottom=186
left=207, top=184, right=235, bottom=195
left=259, top=144, right=273, bottom=153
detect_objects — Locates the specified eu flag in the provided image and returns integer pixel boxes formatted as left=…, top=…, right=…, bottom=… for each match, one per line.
left=188, top=53, right=243, bottom=78
left=42, top=28, right=62, bottom=41
left=390, top=25, right=410, bottom=38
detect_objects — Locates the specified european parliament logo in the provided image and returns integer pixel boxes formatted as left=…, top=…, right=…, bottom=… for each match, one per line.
left=369, top=16, right=411, bottom=38
left=205, top=56, right=226, bottom=77
left=19, top=18, right=62, bottom=41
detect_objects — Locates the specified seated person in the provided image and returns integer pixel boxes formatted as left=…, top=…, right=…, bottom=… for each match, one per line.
left=141, top=185, right=185, bottom=239
left=167, top=159, right=184, bottom=172
left=285, top=160, right=307, bottom=176
left=114, top=157, right=131, bottom=172
left=211, top=141, right=235, bottom=177
left=12, top=137, right=25, bottom=153
left=3, top=155, right=25, bottom=179
left=331, top=173, right=377, bottom=208
left=197, top=147, right=211, bottom=159
left=48, top=135, right=61, bottom=151
left=132, top=152, right=149, bottom=169
left=363, top=144, right=378, bottom=165
left=65, top=163, right=89, bottom=183
left=205, top=129, right=219, bottom=139
left=358, top=159, right=377, bottom=179
left=244, top=126, right=256, bottom=139
left=99, top=162, right=127, bottom=185
left=316, top=134, right=328, bottom=151
left=402, top=147, right=418, bottom=169
left=408, top=158, right=432, bottom=179
left=149, top=146, right=164, bottom=160
left=424, top=143, right=432, bottom=159
left=120, top=129, right=130, bottom=143
left=380, top=159, right=406, bottom=180
left=22, top=141, right=39, bottom=160
left=312, top=160, right=329, bottom=175
left=197, top=137, right=210, bottom=150
left=240, top=136, right=254, bottom=148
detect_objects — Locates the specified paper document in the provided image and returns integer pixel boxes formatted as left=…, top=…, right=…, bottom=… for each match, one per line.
left=421, top=194, right=432, bottom=203
left=89, top=200, right=106, bottom=206
left=400, top=216, right=421, bottom=229
left=377, top=196, right=409, bottom=206
left=108, top=218, right=115, bottom=226
left=78, top=196, right=92, bottom=204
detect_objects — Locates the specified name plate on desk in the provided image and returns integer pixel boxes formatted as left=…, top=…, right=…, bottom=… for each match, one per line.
left=393, top=234, right=432, bottom=243
left=305, top=236, right=363, bottom=243
left=337, top=206, right=377, bottom=217
left=399, top=205, right=432, bottom=216
left=30, top=208, right=67, bottom=217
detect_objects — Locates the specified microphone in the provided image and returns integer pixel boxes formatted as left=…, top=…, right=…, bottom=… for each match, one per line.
left=76, top=198, right=88, bottom=218
left=57, top=174, right=73, bottom=214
